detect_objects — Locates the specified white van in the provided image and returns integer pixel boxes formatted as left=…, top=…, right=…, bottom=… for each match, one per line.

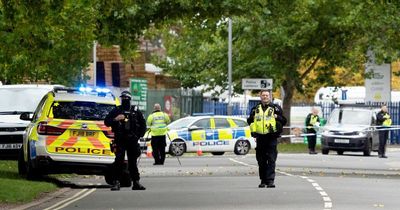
left=0, top=84, right=63, bottom=158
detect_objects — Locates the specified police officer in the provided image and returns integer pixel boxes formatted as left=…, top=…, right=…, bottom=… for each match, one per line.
left=305, top=107, right=320, bottom=154
left=247, top=90, right=286, bottom=188
left=147, top=103, right=171, bottom=165
left=376, top=104, right=391, bottom=158
left=104, top=90, right=147, bottom=191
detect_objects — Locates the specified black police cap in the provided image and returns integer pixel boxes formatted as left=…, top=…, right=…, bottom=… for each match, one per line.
left=120, top=90, right=132, bottom=99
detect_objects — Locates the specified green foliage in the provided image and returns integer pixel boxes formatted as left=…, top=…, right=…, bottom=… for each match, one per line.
left=0, top=0, right=97, bottom=85
left=153, top=0, right=400, bottom=120
left=0, top=0, right=245, bottom=85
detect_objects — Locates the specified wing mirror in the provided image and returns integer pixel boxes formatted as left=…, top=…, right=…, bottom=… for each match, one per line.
left=20, top=112, right=33, bottom=121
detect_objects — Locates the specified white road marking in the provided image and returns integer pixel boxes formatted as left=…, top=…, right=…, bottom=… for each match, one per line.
left=229, top=157, right=333, bottom=210
left=43, top=187, right=97, bottom=210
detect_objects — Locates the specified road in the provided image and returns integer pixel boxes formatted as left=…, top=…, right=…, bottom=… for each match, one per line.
left=18, top=149, right=400, bottom=210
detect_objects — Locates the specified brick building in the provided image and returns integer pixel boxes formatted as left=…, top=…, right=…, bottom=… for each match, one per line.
left=86, top=44, right=180, bottom=89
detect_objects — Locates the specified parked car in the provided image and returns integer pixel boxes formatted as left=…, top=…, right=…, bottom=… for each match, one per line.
left=321, top=107, right=380, bottom=156
left=143, top=115, right=255, bottom=156
left=18, top=87, right=131, bottom=186
left=0, top=84, right=64, bottom=159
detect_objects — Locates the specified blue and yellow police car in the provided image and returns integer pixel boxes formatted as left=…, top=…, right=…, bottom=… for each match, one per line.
left=144, top=115, right=255, bottom=156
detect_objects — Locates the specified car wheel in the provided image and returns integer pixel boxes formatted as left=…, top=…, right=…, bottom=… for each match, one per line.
left=18, top=147, right=27, bottom=176
left=322, top=148, right=329, bottom=155
left=169, top=140, right=186, bottom=156
left=234, top=140, right=250, bottom=155
left=26, top=145, right=41, bottom=180
left=363, top=140, right=372, bottom=156
left=211, top=152, right=225, bottom=156
left=337, top=150, right=344, bottom=155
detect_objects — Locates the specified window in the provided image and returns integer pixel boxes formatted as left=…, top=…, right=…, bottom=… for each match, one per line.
left=214, top=118, right=230, bottom=128
left=111, top=63, right=120, bottom=87
left=193, top=119, right=210, bottom=129
left=52, top=101, right=115, bottom=120
left=232, top=119, right=248, bottom=127
left=96, top=62, right=105, bottom=87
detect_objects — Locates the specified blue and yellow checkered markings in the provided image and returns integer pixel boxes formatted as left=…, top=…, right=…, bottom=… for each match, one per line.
left=172, top=127, right=250, bottom=142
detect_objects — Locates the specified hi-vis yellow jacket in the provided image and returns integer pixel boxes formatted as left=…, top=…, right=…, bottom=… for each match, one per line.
left=250, top=105, right=277, bottom=134
left=147, top=111, right=171, bottom=136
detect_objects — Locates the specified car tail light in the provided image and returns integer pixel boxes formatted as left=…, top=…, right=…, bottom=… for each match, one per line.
left=37, top=122, right=66, bottom=135
left=103, top=130, right=114, bottom=138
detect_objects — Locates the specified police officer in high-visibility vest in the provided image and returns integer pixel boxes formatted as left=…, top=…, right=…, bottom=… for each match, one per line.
left=147, top=103, right=171, bottom=165
left=376, top=104, right=391, bottom=158
left=247, top=90, right=287, bottom=188
left=305, top=107, right=320, bottom=155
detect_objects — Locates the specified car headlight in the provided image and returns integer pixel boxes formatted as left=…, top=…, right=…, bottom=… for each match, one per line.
left=357, top=131, right=367, bottom=136
left=322, top=129, right=333, bottom=135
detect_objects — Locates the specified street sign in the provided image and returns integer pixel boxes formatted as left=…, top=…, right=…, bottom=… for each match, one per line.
left=130, top=78, right=147, bottom=112
left=242, top=78, right=273, bottom=90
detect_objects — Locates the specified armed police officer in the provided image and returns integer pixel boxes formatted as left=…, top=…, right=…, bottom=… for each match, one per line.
left=247, top=90, right=286, bottom=188
left=147, top=103, right=171, bottom=165
left=105, top=91, right=147, bottom=191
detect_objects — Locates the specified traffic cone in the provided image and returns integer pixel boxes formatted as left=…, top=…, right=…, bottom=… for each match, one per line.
left=146, top=142, right=153, bottom=158
left=197, top=146, right=203, bottom=156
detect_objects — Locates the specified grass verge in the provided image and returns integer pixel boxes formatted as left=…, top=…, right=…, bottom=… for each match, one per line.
left=278, top=143, right=321, bottom=153
left=0, top=160, right=58, bottom=205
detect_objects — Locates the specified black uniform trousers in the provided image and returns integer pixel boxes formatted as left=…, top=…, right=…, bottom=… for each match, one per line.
left=378, top=129, right=388, bottom=156
left=307, top=132, right=317, bottom=150
left=151, top=135, right=166, bottom=164
left=255, top=135, right=278, bottom=184
left=113, top=137, right=141, bottom=182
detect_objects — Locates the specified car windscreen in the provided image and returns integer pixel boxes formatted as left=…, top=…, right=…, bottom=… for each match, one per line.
left=168, top=118, right=196, bottom=129
left=328, top=109, right=371, bottom=125
left=0, top=88, right=50, bottom=113
left=52, top=101, right=115, bottom=120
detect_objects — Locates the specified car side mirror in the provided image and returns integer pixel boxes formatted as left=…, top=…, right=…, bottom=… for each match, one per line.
left=188, top=125, right=201, bottom=131
left=20, top=112, right=33, bottom=121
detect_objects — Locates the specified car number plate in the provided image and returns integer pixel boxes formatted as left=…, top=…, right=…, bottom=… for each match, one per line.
left=334, top=139, right=350, bottom=144
left=70, top=130, right=97, bottom=137
left=0, top=143, right=22, bottom=149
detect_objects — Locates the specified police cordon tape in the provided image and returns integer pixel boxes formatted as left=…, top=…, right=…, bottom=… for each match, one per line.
left=280, top=125, right=400, bottom=138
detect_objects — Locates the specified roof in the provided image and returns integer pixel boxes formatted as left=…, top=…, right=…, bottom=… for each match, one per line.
left=0, top=84, right=64, bottom=90
left=54, top=92, right=117, bottom=104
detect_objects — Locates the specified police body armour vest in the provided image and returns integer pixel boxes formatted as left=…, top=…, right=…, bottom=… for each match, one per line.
left=251, top=105, right=277, bottom=134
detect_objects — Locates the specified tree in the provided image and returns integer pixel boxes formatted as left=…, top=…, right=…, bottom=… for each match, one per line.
left=153, top=0, right=400, bottom=132
left=0, top=0, right=247, bottom=85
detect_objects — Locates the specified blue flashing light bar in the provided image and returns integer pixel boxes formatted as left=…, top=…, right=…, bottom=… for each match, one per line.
left=77, top=86, right=112, bottom=97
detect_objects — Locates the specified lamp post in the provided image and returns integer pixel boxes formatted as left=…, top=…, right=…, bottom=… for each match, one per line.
left=227, top=18, right=233, bottom=115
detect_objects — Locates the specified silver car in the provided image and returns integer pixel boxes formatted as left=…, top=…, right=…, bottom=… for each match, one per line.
left=321, top=107, right=380, bottom=156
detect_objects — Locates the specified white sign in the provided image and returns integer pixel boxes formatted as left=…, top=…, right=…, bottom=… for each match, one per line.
left=242, top=78, right=273, bottom=90
left=365, top=63, right=391, bottom=102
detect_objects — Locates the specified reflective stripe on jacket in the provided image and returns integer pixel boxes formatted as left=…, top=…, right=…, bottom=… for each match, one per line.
left=383, top=113, right=392, bottom=127
left=250, top=105, right=277, bottom=134
left=147, top=111, right=171, bottom=136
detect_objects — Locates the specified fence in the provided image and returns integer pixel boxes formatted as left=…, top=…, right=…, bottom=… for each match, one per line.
left=202, top=100, right=400, bottom=144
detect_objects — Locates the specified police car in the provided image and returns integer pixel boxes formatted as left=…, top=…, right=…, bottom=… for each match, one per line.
left=18, top=87, right=131, bottom=186
left=144, top=115, right=255, bottom=156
